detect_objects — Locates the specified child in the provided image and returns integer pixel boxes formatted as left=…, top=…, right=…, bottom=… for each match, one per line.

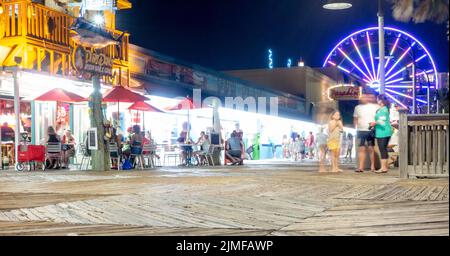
left=327, top=110, right=344, bottom=173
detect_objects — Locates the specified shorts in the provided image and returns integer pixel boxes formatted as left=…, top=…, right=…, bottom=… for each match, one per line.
left=181, top=146, right=193, bottom=152
left=229, top=150, right=242, bottom=158
left=327, top=139, right=340, bottom=150
left=357, top=131, right=375, bottom=147
left=131, top=147, right=142, bottom=155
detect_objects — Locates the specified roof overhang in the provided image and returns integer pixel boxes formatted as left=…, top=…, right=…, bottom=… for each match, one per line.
left=117, top=0, right=132, bottom=10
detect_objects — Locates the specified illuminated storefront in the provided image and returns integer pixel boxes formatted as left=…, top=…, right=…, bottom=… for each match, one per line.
left=0, top=0, right=132, bottom=165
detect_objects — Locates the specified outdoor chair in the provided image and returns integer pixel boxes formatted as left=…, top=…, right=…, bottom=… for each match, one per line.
left=78, top=143, right=91, bottom=170
left=130, top=146, right=144, bottom=169
left=162, top=145, right=180, bottom=166
left=109, top=143, right=121, bottom=170
left=196, top=145, right=215, bottom=166
left=142, top=144, right=157, bottom=168
left=46, top=142, right=62, bottom=169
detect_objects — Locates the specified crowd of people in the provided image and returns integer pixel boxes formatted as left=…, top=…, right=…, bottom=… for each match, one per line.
left=326, top=93, right=397, bottom=174
left=281, top=131, right=317, bottom=161
left=277, top=93, right=397, bottom=175
left=8, top=91, right=401, bottom=173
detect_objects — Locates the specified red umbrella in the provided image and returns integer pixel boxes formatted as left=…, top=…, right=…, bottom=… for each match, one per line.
left=128, top=101, right=163, bottom=112
left=103, top=86, right=149, bottom=127
left=103, top=86, right=149, bottom=103
left=165, top=97, right=201, bottom=140
left=165, top=97, right=200, bottom=111
left=128, top=101, right=164, bottom=131
left=34, top=88, right=86, bottom=102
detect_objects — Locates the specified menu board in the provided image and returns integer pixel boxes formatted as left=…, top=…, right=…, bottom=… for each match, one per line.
left=87, top=128, right=98, bottom=150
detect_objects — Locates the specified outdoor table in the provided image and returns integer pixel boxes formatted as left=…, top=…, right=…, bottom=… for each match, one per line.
left=179, top=143, right=195, bottom=166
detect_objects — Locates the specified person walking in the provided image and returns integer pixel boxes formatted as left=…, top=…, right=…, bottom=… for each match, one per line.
left=344, top=133, right=354, bottom=163
left=327, top=111, right=344, bottom=173
left=354, top=94, right=379, bottom=173
left=282, top=135, right=290, bottom=159
left=370, top=95, right=393, bottom=174
left=316, top=127, right=328, bottom=172
left=305, top=132, right=315, bottom=159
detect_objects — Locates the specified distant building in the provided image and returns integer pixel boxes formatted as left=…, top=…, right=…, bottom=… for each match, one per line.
left=225, top=67, right=351, bottom=125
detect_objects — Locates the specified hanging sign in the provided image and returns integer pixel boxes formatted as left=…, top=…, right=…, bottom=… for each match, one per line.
left=72, top=45, right=113, bottom=76
left=328, top=85, right=362, bottom=101
left=84, top=0, right=116, bottom=11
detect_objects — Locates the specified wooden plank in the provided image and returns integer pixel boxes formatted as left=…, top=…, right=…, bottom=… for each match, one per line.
left=433, top=126, right=438, bottom=175
left=398, top=113, right=410, bottom=179
left=416, top=125, right=420, bottom=175
left=11, top=4, right=16, bottom=37
left=426, top=125, right=431, bottom=175
left=437, top=126, right=443, bottom=174
left=446, top=126, right=449, bottom=174
left=5, top=4, right=11, bottom=37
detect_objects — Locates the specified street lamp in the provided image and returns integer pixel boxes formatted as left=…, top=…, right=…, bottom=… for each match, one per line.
left=324, top=0, right=386, bottom=94
left=322, top=0, right=352, bottom=10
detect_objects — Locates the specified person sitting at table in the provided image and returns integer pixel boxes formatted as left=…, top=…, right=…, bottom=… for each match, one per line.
left=193, top=134, right=211, bottom=165
left=61, top=128, right=76, bottom=169
left=225, top=131, right=244, bottom=165
left=130, top=125, right=143, bottom=166
left=195, top=131, right=206, bottom=146
left=177, top=130, right=193, bottom=166
left=109, top=127, right=122, bottom=170
left=46, top=126, right=61, bottom=169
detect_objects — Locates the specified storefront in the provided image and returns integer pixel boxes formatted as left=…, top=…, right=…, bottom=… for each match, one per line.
left=0, top=71, right=141, bottom=165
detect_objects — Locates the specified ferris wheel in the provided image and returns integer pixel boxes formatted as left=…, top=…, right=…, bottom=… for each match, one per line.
left=323, top=27, right=439, bottom=110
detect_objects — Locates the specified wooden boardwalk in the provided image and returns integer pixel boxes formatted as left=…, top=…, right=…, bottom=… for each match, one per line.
left=0, top=163, right=447, bottom=236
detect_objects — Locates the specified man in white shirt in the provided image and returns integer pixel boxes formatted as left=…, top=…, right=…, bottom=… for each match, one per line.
left=353, top=94, right=379, bottom=172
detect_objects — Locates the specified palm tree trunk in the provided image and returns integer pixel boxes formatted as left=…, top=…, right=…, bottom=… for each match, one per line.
left=90, top=75, right=110, bottom=171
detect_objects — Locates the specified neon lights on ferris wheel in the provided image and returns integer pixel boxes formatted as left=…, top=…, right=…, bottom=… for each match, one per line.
left=384, top=34, right=402, bottom=69
left=366, top=31, right=377, bottom=80
left=351, top=37, right=374, bottom=80
left=385, top=42, right=416, bottom=77
left=322, top=26, right=439, bottom=89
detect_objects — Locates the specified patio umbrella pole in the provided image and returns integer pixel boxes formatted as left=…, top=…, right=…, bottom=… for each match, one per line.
left=187, top=108, right=190, bottom=142
left=117, top=100, right=120, bottom=127
left=142, top=111, right=145, bottom=132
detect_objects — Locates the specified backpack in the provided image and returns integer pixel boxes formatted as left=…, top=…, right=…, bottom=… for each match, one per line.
left=122, top=159, right=133, bottom=170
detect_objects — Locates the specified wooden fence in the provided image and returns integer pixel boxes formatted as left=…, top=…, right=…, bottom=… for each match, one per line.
left=399, top=113, right=449, bottom=178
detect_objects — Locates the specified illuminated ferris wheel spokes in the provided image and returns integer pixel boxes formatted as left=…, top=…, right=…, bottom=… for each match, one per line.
left=323, top=27, right=438, bottom=109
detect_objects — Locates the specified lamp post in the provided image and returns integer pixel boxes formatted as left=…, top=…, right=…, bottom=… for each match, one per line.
left=377, top=0, right=386, bottom=94
left=2, top=57, right=22, bottom=170
left=324, top=0, right=386, bottom=94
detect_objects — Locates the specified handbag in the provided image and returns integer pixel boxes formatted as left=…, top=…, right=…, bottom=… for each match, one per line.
left=368, top=126, right=376, bottom=138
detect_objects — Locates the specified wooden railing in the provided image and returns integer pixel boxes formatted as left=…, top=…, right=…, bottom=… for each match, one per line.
left=399, top=113, right=449, bottom=178
left=1, top=0, right=69, bottom=45
left=1, top=0, right=129, bottom=62
left=26, top=2, right=70, bottom=46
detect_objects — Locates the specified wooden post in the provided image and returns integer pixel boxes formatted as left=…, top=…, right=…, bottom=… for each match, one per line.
left=399, top=111, right=408, bottom=178
left=89, top=75, right=110, bottom=171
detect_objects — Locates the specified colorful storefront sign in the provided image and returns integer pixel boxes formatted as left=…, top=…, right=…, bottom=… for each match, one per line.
left=328, top=85, right=362, bottom=101
left=72, top=45, right=114, bottom=77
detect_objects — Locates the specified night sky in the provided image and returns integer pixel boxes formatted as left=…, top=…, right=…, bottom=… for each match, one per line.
left=117, top=0, right=449, bottom=72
